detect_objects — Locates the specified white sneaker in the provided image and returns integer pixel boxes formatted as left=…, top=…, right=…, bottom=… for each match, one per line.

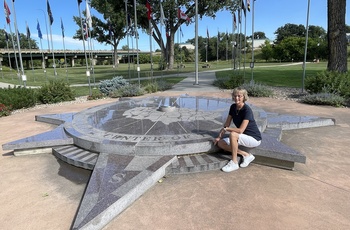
left=240, top=154, right=255, bottom=168
left=222, top=160, right=239, bottom=172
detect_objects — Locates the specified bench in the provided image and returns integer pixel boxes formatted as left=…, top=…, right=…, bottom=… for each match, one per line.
left=202, top=64, right=211, bottom=68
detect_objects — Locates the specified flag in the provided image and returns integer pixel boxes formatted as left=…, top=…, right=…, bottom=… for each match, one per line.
left=86, top=1, right=92, bottom=28
left=247, top=0, right=251, bottom=12
left=179, top=27, right=183, bottom=37
left=207, top=28, right=209, bottom=39
left=127, top=13, right=132, bottom=28
left=238, top=9, right=241, bottom=23
left=83, top=20, right=88, bottom=39
left=146, top=0, right=151, bottom=20
left=61, top=18, right=64, bottom=38
left=107, top=20, right=113, bottom=40
left=47, top=0, right=54, bottom=25
left=4, top=0, right=11, bottom=24
left=26, top=24, right=30, bottom=39
left=234, top=12, right=237, bottom=29
left=160, top=1, right=165, bottom=25
left=77, top=0, right=82, bottom=5
left=177, top=8, right=190, bottom=23
left=17, top=29, right=20, bottom=42
left=242, top=0, right=246, bottom=17
left=37, top=21, right=42, bottom=39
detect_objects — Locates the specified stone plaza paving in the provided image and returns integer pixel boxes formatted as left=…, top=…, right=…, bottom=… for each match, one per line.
left=2, top=94, right=336, bottom=230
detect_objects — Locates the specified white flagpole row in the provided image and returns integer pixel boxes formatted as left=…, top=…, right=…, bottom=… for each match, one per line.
left=11, top=0, right=26, bottom=86
left=77, top=0, right=91, bottom=96
left=61, top=17, right=68, bottom=81
left=250, top=0, right=256, bottom=84
left=134, top=0, right=140, bottom=87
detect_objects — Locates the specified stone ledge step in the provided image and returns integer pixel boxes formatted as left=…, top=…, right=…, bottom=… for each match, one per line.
left=168, top=153, right=238, bottom=174
left=52, top=139, right=305, bottom=173
left=52, top=145, right=98, bottom=170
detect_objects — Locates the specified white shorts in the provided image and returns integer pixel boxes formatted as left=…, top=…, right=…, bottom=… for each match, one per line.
left=223, top=134, right=261, bottom=148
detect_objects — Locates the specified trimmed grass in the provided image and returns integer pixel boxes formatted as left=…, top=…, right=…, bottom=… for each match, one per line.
left=216, top=62, right=329, bottom=88
left=0, top=61, right=338, bottom=95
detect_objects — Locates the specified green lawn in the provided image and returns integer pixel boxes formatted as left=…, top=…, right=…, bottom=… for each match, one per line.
left=217, top=62, right=329, bottom=88
left=0, top=61, right=333, bottom=94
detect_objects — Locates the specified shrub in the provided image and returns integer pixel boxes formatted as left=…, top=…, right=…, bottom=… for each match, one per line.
left=213, top=73, right=244, bottom=89
left=155, top=79, right=173, bottom=91
left=109, top=84, right=145, bottom=98
left=37, top=79, right=75, bottom=104
left=87, top=91, right=104, bottom=100
left=99, top=76, right=128, bottom=96
left=0, top=86, right=37, bottom=110
left=143, top=80, right=173, bottom=93
left=241, top=82, right=274, bottom=97
left=300, top=93, right=346, bottom=107
left=0, top=103, right=12, bottom=117
left=143, top=82, right=158, bottom=93
left=305, top=71, right=350, bottom=98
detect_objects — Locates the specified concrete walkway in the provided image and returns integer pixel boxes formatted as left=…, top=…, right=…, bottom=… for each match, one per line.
left=1, top=71, right=350, bottom=230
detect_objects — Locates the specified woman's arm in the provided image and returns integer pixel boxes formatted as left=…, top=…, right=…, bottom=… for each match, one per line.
left=213, top=115, right=232, bottom=145
left=224, top=119, right=249, bottom=134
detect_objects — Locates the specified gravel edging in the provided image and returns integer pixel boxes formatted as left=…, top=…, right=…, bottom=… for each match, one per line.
left=10, top=96, right=91, bottom=115
left=9, top=87, right=307, bottom=116
left=268, top=86, right=308, bottom=101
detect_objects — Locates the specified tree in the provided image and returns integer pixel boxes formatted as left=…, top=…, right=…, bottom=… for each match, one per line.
left=73, top=0, right=130, bottom=66
left=260, top=40, right=273, bottom=62
left=74, top=0, right=237, bottom=70
left=136, top=0, right=239, bottom=69
left=327, top=0, right=347, bottom=72
left=253, top=31, right=266, bottom=39
left=274, top=23, right=306, bottom=43
left=0, top=29, right=38, bottom=49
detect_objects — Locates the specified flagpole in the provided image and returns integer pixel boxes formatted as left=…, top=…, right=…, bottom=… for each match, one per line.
left=77, top=0, right=91, bottom=96
left=36, top=9, right=50, bottom=52
left=206, top=27, right=208, bottom=63
left=85, top=1, right=96, bottom=88
left=159, top=0, right=164, bottom=76
left=250, top=0, right=255, bottom=84
left=238, top=3, right=242, bottom=72
left=149, top=20, right=153, bottom=78
left=302, top=0, right=311, bottom=93
left=4, top=28, right=12, bottom=72
left=146, top=0, right=153, bottom=78
left=26, top=22, right=35, bottom=78
left=11, top=0, right=26, bottom=87
left=47, top=0, right=57, bottom=76
left=61, top=18, right=68, bottom=81
left=133, top=0, right=140, bottom=87
left=243, top=3, right=247, bottom=77
left=226, top=30, right=228, bottom=62
left=232, top=12, right=235, bottom=70
left=37, top=19, right=47, bottom=81
left=124, top=1, right=131, bottom=80
left=109, top=20, right=116, bottom=77
left=217, top=29, right=219, bottom=64
left=194, top=0, right=198, bottom=85
left=88, top=35, right=96, bottom=88
left=7, top=24, right=19, bottom=80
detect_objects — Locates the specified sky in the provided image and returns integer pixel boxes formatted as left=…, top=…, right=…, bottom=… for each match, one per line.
left=3, top=0, right=350, bottom=52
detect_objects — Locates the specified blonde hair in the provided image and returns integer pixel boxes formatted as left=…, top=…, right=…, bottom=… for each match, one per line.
left=232, top=87, right=249, bottom=102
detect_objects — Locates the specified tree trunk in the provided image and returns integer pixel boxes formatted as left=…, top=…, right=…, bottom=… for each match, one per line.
left=166, top=34, right=175, bottom=70
left=327, top=0, right=347, bottom=72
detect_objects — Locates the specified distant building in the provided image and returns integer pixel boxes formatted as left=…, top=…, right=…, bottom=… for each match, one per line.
left=246, top=39, right=271, bottom=49
left=179, top=43, right=195, bottom=50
